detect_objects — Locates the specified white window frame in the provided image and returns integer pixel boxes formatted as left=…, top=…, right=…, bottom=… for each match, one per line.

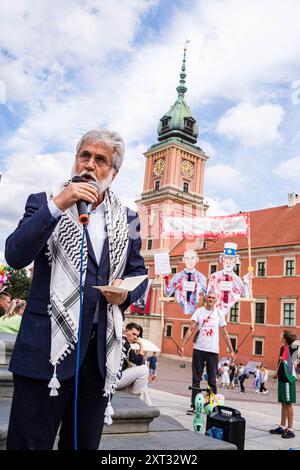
left=181, top=324, right=190, bottom=339
left=229, top=302, right=240, bottom=323
left=147, top=238, right=153, bottom=251
left=255, top=300, right=267, bottom=325
left=253, top=337, right=264, bottom=356
left=165, top=323, right=173, bottom=338
left=281, top=300, right=296, bottom=327
left=284, top=257, right=296, bottom=277
left=256, top=258, right=267, bottom=277
left=209, top=262, right=217, bottom=276
left=228, top=335, right=238, bottom=353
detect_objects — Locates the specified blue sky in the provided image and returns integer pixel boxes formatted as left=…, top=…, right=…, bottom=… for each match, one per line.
left=1, top=0, right=300, bottom=259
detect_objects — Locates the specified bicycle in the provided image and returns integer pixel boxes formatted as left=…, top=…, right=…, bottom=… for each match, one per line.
left=189, top=385, right=225, bottom=433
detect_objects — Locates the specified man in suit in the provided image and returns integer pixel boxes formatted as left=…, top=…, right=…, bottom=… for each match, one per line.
left=5, top=128, right=148, bottom=450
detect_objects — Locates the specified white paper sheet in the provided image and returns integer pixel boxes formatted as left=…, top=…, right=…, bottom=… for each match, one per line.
left=93, top=275, right=148, bottom=293
left=154, top=251, right=171, bottom=275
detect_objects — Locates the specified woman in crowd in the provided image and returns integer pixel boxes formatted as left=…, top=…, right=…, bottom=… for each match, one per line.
left=0, top=299, right=26, bottom=334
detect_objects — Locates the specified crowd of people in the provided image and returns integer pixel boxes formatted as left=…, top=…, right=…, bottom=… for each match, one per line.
left=216, top=361, right=269, bottom=394
left=0, top=292, right=26, bottom=334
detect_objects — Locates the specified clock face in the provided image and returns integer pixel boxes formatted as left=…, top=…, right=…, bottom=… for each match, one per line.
left=181, top=160, right=194, bottom=178
left=153, top=158, right=165, bottom=176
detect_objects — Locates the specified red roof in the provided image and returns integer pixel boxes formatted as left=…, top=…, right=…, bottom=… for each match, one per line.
left=169, top=203, right=300, bottom=256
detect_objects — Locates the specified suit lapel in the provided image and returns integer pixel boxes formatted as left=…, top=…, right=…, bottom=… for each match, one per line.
left=99, top=236, right=109, bottom=270
left=86, top=230, right=98, bottom=266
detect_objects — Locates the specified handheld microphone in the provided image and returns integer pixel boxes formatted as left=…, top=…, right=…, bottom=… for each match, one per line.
left=71, top=176, right=99, bottom=224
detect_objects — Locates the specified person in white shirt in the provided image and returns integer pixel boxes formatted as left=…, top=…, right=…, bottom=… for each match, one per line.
left=179, top=290, right=235, bottom=414
left=221, top=363, right=230, bottom=388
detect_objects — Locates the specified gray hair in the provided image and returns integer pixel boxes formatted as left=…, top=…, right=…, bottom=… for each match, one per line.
left=206, top=290, right=217, bottom=297
left=183, top=249, right=198, bottom=258
left=76, top=129, right=125, bottom=170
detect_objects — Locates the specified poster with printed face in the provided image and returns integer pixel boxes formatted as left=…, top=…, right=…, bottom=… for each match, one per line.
left=164, top=250, right=207, bottom=315
left=207, top=243, right=252, bottom=319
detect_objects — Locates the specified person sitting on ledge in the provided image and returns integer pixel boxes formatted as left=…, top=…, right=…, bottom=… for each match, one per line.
left=116, top=322, right=152, bottom=406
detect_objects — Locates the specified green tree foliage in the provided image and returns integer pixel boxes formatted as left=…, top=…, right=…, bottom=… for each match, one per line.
left=6, top=268, right=32, bottom=300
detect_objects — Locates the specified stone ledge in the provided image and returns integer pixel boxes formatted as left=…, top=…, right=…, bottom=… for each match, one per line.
left=103, top=392, right=160, bottom=435
left=0, top=333, right=16, bottom=366
left=0, top=399, right=11, bottom=450
left=0, top=367, right=13, bottom=398
left=100, top=428, right=237, bottom=450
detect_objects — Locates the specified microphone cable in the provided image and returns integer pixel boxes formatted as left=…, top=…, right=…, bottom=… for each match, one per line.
left=73, top=222, right=87, bottom=450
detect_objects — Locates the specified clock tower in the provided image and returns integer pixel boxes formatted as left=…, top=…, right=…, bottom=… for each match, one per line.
left=136, top=45, right=209, bottom=253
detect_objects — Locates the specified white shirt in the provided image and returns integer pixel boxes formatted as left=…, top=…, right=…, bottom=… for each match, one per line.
left=191, top=307, right=226, bottom=354
left=87, top=201, right=106, bottom=265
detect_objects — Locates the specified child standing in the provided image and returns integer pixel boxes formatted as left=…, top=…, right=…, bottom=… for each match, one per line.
left=259, top=364, right=268, bottom=394
left=221, top=363, right=230, bottom=388
left=269, top=330, right=297, bottom=439
left=253, top=365, right=260, bottom=393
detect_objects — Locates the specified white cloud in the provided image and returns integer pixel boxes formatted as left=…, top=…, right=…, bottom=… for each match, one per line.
left=111, top=143, right=147, bottom=208
left=1, top=0, right=300, bottom=252
left=205, top=164, right=248, bottom=195
left=0, top=152, right=74, bottom=247
left=205, top=196, right=240, bottom=216
left=199, top=140, right=216, bottom=158
left=217, top=102, right=284, bottom=147
left=274, top=156, right=300, bottom=186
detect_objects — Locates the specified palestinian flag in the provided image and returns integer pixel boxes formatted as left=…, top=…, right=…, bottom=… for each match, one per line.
left=281, top=345, right=297, bottom=383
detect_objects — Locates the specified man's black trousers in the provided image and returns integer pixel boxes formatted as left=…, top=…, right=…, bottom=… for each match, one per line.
left=191, top=349, right=218, bottom=407
left=7, top=331, right=108, bottom=450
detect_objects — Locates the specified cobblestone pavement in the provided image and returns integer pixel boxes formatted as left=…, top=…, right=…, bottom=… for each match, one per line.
left=148, top=357, right=300, bottom=450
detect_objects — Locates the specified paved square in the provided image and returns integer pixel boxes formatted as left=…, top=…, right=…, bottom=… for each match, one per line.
left=148, top=357, right=300, bottom=450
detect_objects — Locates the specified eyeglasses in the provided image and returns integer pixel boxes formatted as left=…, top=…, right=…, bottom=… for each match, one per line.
left=76, top=151, right=114, bottom=168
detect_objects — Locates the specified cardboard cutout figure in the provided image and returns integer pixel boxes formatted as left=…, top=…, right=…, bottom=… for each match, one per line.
left=207, top=242, right=251, bottom=319
left=164, top=250, right=207, bottom=315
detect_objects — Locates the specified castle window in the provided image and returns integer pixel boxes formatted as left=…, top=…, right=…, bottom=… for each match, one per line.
left=154, top=180, right=160, bottom=190
left=255, top=302, right=266, bottom=324
left=161, top=117, right=170, bottom=128
left=253, top=338, right=264, bottom=356
left=184, top=118, right=194, bottom=130
left=229, top=303, right=239, bottom=323
left=165, top=324, right=173, bottom=337
left=183, top=182, right=189, bottom=193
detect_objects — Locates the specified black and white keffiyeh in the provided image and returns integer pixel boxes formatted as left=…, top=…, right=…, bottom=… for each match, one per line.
left=46, top=184, right=129, bottom=424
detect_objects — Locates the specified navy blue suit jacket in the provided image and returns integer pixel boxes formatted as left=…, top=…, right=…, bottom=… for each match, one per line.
left=5, top=192, right=148, bottom=381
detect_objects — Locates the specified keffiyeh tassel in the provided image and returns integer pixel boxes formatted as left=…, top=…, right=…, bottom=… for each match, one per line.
left=48, top=365, right=61, bottom=397
left=104, top=395, right=114, bottom=426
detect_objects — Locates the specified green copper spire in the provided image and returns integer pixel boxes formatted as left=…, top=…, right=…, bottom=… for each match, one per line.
left=157, top=42, right=199, bottom=145
left=176, top=43, right=188, bottom=96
